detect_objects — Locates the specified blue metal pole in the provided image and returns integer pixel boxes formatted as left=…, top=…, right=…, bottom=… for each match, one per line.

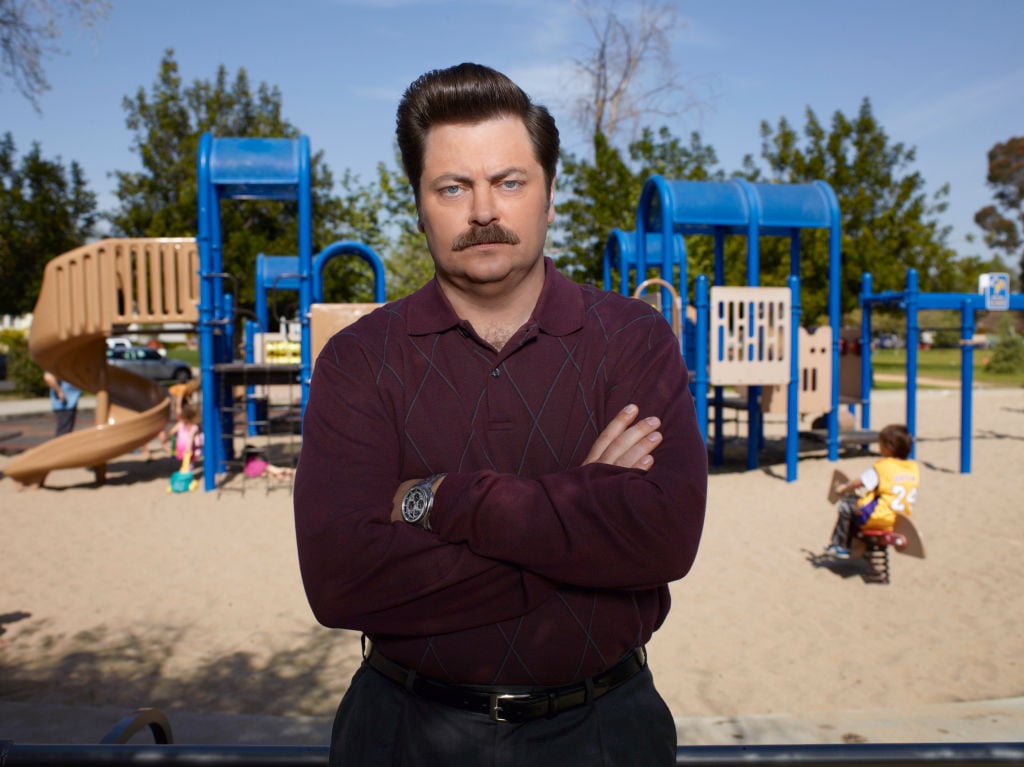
left=959, top=298, right=975, bottom=473
left=312, top=241, right=387, bottom=304
left=816, top=180, right=843, bottom=462
left=786, top=275, right=801, bottom=482
left=905, top=269, right=920, bottom=455
left=860, top=273, right=873, bottom=429
left=735, top=180, right=762, bottom=471
left=196, top=133, right=221, bottom=492
left=694, top=275, right=709, bottom=445
left=297, top=136, right=313, bottom=419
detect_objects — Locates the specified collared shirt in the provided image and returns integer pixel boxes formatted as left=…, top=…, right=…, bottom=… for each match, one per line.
left=294, top=258, right=707, bottom=686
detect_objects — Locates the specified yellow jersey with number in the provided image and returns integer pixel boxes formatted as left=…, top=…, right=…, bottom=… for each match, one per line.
left=856, top=457, right=920, bottom=531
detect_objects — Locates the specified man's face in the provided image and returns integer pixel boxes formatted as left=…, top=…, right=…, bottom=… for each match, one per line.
left=417, top=115, right=555, bottom=293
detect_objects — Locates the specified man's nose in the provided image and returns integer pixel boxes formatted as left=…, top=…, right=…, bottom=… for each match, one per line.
left=470, top=186, right=498, bottom=225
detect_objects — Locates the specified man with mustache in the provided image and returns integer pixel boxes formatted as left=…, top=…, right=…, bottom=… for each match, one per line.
left=294, top=63, right=707, bottom=766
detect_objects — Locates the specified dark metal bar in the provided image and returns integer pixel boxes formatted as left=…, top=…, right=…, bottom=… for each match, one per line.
left=676, top=743, right=1024, bottom=766
left=99, top=708, right=173, bottom=745
left=2, top=741, right=1022, bottom=767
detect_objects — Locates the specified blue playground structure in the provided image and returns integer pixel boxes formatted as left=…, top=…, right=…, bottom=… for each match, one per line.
left=196, top=134, right=385, bottom=492
left=610, top=176, right=845, bottom=481
left=857, top=268, right=1023, bottom=474
left=194, top=133, right=967, bottom=490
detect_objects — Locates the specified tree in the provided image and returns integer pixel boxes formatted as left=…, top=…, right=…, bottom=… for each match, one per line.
left=570, top=0, right=703, bottom=143
left=108, top=50, right=379, bottom=316
left=0, top=132, right=98, bottom=316
left=369, top=159, right=430, bottom=300
left=755, top=98, right=957, bottom=322
left=554, top=127, right=723, bottom=287
left=974, top=136, right=1024, bottom=288
left=0, top=0, right=109, bottom=111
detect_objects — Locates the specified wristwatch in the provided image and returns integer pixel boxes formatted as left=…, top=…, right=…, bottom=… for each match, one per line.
left=401, top=474, right=445, bottom=530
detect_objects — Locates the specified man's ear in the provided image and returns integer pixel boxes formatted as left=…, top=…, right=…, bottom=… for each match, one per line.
left=546, top=179, right=556, bottom=224
left=417, top=218, right=425, bottom=233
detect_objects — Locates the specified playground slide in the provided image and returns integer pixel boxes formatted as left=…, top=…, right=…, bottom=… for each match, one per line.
left=3, top=238, right=200, bottom=487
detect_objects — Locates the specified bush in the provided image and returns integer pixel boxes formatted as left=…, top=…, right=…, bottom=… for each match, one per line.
left=0, top=331, right=46, bottom=396
left=932, top=329, right=962, bottom=349
left=985, top=316, right=1024, bottom=374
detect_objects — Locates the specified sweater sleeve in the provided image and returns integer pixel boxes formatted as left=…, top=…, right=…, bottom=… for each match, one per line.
left=430, top=311, right=707, bottom=590
left=293, top=327, right=556, bottom=636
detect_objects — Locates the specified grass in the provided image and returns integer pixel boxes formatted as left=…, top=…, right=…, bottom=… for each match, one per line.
left=869, top=347, right=1024, bottom=387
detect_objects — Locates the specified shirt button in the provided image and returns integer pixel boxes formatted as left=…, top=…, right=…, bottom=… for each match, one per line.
left=491, top=368, right=501, bottom=378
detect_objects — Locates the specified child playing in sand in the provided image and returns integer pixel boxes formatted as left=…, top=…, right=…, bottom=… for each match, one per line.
left=242, top=444, right=294, bottom=481
left=825, top=423, right=920, bottom=559
left=171, top=402, right=203, bottom=472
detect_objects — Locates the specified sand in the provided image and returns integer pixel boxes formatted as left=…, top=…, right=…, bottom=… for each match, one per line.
left=2, top=386, right=1023, bottom=745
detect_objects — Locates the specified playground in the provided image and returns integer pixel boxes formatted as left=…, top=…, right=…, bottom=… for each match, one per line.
left=3, top=134, right=1021, bottom=493
left=2, top=133, right=1024, bottom=744
left=1, top=384, right=1022, bottom=744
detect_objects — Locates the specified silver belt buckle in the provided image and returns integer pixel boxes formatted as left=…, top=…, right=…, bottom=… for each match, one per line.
left=489, top=692, right=530, bottom=722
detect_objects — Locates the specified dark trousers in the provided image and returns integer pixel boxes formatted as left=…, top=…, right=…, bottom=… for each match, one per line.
left=329, top=662, right=677, bottom=767
left=830, top=496, right=860, bottom=548
left=54, top=409, right=77, bottom=436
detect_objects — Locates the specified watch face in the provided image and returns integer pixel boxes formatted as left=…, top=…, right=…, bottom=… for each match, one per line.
left=402, top=485, right=431, bottom=523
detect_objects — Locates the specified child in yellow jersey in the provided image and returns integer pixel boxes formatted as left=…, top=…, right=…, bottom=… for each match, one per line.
left=825, top=424, right=920, bottom=559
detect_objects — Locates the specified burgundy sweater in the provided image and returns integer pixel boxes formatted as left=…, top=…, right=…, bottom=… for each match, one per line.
left=294, top=259, right=707, bottom=686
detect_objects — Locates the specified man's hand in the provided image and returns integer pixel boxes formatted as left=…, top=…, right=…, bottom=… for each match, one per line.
left=583, top=404, right=662, bottom=471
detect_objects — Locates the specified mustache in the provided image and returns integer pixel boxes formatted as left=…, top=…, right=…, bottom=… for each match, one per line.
left=451, top=223, right=521, bottom=251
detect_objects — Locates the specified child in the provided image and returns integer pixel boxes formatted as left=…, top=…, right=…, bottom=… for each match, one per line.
left=825, top=424, right=920, bottom=559
left=171, top=402, right=202, bottom=472
left=242, top=444, right=295, bottom=481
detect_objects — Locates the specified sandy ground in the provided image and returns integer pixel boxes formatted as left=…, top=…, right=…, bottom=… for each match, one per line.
left=2, top=386, right=1023, bottom=746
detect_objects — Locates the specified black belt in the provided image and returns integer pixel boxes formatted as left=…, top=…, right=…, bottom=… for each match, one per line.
left=364, top=645, right=647, bottom=723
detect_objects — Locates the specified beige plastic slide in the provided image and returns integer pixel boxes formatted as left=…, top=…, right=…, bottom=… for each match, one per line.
left=4, top=238, right=200, bottom=487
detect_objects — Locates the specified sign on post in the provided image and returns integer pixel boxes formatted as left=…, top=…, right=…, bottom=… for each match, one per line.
left=979, top=272, right=1011, bottom=311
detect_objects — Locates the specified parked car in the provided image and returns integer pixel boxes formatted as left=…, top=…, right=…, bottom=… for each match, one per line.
left=106, top=336, right=132, bottom=352
left=107, top=346, right=192, bottom=382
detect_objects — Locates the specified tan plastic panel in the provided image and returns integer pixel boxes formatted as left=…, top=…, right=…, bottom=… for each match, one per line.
left=761, top=325, right=833, bottom=415
left=709, top=286, right=790, bottom=386
left=5, top=238, right=199, bottom=487
left=309, top=303, right=385, bottom=365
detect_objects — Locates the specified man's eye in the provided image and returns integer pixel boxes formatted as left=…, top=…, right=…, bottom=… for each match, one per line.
left=502, top=180, right=522, bottom=190
left=443, top=185, right=461, bottom=196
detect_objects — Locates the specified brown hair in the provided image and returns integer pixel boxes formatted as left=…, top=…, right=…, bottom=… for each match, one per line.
left=396, top=63, right=560, bottom=201
left=879, top=424, right=913, bottom=459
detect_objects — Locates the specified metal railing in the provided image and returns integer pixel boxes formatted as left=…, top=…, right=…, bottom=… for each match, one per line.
left=1, top=708, right=1021, bottom=767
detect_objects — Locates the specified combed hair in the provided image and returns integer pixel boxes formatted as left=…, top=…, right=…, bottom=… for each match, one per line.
left=396, top=63, right=560, bottom=200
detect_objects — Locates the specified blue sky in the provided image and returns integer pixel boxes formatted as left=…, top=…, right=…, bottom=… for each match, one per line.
left=4, top=0, right=1022, bottom=258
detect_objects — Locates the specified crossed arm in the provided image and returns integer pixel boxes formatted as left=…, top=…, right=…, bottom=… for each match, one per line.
left=391, top=404, right=662, bottom=521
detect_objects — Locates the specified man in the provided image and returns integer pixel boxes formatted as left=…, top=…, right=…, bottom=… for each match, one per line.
left=294, top=63, right=707, bottom=765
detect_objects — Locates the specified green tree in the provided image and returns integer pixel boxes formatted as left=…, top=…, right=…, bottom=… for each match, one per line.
left=974, top=136, right=1024, bottom=288
left=0, top=132, right=98, bottom=316
left=554, top=127, right=722, bottom=287
left=756, top=98, right=957, bottom=322
left=108, top=49, right=379, bottom=317
left=369, top=159, right=429, bottom=300
left=985, top=314, right=1024, bottom=374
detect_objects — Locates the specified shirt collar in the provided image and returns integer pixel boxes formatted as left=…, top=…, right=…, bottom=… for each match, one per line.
left=406, top=257, right=584, bottom=337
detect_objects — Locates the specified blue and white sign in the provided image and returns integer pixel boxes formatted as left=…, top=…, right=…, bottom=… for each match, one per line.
left=980, top=272, right=1011, bottom=311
